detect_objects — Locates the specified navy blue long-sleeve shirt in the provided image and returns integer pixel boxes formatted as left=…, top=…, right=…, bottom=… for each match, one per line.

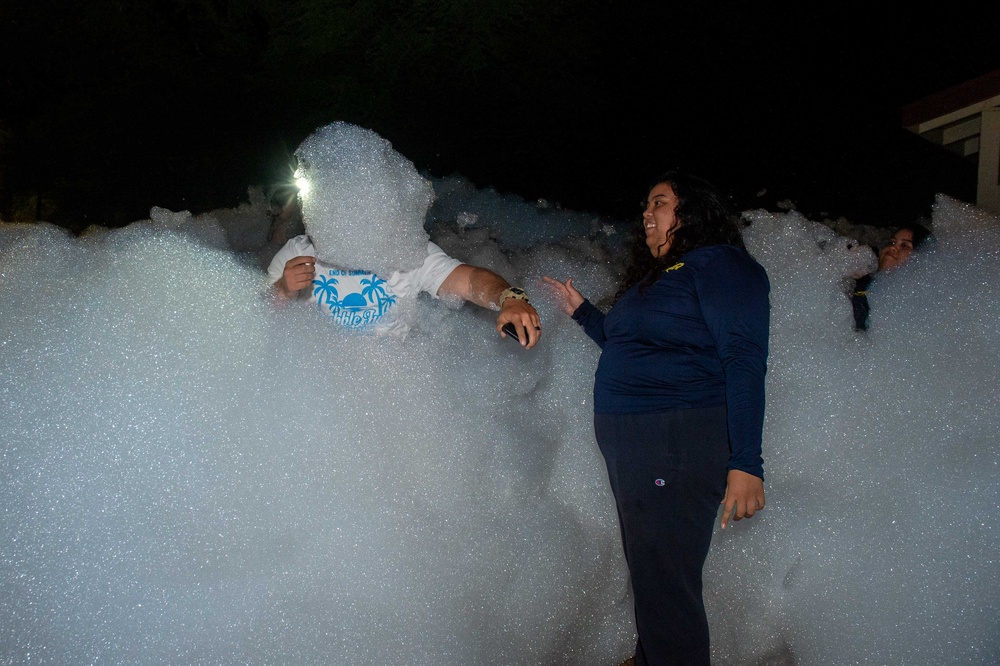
left=573, top=244, right=770, bottom=478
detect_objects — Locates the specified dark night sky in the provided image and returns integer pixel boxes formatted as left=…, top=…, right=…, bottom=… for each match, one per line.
left=2, top=1, right=999, bottom=231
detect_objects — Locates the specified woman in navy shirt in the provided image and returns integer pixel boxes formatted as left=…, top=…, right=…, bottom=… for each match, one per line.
left=545, top=171, right=770, bottom=665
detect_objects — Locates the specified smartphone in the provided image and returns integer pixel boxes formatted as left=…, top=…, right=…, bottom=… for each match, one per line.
left=501, top=322, right=520, bottom=342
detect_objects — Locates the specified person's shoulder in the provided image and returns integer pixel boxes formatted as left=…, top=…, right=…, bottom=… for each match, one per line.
left=271, top=234, right=315, bottom=259
left=284, top=234, right=314, bottom=253
left=683, top=244, right=751, bottom=268
left=426, top=240, right=448, bottom=257
left=688, top=244, right=769, bottom=286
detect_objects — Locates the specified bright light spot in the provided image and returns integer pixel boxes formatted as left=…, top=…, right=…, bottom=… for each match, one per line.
left=295, top=176, right=311, bottom=196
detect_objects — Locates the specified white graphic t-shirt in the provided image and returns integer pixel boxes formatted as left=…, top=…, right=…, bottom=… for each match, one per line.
left=267, top=235, right=462, bottom=332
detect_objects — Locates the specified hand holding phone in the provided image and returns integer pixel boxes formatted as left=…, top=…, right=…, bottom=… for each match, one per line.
left=501, top=322, right=520, bottom=342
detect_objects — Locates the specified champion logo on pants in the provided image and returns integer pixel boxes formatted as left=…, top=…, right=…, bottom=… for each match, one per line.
left=654, top=479, right=665, bottom=486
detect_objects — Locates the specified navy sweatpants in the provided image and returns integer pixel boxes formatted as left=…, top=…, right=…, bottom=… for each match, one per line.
left=595, top=407, right=730, bottom=666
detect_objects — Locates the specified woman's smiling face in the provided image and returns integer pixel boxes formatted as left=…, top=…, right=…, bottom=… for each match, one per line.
left=643, top=182, right=680, bottom=258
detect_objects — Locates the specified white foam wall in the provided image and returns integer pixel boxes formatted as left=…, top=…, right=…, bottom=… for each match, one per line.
left=0, top=211, right=635, bottom=664
left=2, top=159, right=997, bottom=664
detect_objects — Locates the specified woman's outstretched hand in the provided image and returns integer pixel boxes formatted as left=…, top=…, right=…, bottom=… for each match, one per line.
left=542, top=276, right=585, bottom=316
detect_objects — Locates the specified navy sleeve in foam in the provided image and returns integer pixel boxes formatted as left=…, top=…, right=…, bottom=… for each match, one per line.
left=695, top=250, right=770, bottom=479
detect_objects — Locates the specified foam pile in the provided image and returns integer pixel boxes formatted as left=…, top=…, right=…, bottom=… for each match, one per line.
left=1, top=122, right=997, bottom=664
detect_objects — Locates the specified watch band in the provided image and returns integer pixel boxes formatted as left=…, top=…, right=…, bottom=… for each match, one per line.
left=499, top=287, right=529, bottom=306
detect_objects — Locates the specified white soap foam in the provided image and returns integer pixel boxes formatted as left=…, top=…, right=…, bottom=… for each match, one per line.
left=293, top=122, right=432, bottom=277
left=2, top=137, right=997, bottom=665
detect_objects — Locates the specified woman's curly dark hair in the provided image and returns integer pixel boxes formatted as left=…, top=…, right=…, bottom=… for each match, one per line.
left=612, top=170, right=744, bottom=303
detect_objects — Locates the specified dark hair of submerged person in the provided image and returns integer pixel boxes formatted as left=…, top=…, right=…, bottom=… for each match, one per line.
left=899, top=223, right=931, bottom=249
left=613, top=170, right=745, bottom=303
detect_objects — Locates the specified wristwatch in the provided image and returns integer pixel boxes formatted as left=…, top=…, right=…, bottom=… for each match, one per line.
left=499, top=287, right=529, bottom=306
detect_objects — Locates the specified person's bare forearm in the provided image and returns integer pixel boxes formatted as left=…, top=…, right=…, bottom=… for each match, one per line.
left=437, top=264, right=541, bottom=348
left=438, top=264, right=509, bottom=308
left=465, top=267, right=512, bottom=309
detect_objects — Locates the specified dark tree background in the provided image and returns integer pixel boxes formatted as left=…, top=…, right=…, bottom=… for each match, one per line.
left=2, top=0, right=998, bottom=232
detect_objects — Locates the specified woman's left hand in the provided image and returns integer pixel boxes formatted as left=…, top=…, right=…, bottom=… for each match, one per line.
left=542, top=276, right=585, bottom=316
left=720, top=469, right=765, bottom=529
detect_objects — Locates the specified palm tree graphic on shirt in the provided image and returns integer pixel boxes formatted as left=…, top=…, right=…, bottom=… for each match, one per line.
left=312, top=274, right=340, bottom=308
left=360, top=274, right=396, bottom=316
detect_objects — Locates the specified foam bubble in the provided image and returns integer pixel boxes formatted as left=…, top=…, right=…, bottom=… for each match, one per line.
left=294, top=122, right=432, bottom=277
